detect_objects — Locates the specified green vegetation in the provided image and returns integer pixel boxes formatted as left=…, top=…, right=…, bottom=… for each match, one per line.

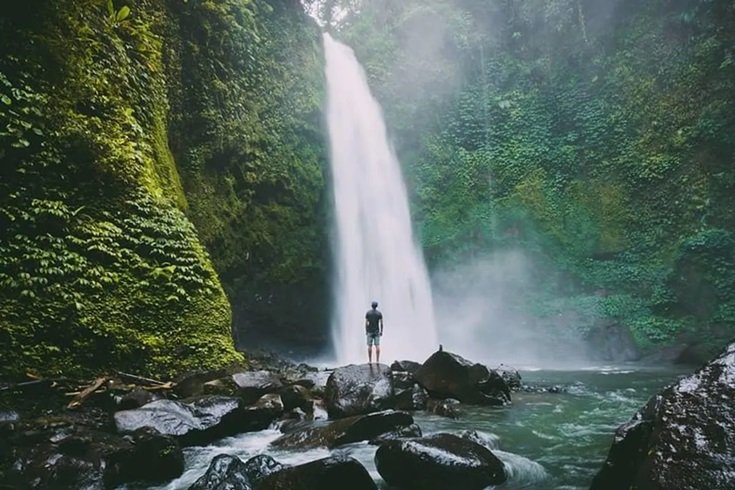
left=0, top=0, right=328, bottom=377
left=1, top=0, right=733, bottom=374
left=323, top=0, right=735, bottom=359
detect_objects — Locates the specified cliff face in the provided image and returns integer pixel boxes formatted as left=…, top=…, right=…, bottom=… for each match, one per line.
left=0, top=0, right=328, bottom=377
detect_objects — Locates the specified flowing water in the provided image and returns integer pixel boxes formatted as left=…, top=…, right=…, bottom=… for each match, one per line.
left=323, top=33, right=439, bottom=364
left=144, top=366, right=685, bottom=490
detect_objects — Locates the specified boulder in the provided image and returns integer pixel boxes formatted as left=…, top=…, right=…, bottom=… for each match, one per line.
left=374, top=433, right=506, bottom=490
left=189, top=453, right=284, bottom=490
left=390, top=360, right=422, bottom=374
left=115, top=396, right=247, bottom=446
left=590, top=342, right=735, bottom=490
left=258, top=456, right=377, bottom=490
left=232, top=371, right=283, bottom=404
left=427, top=398, right=461, bottom=419
left=188, top=454, right=252, bottom=490
left=202, top=378, right=240, bottom=397
left=116, top=388, right=161, bottom=410
left=324, top=364, right=393, bottom=418
left=0, top=410, right=20, bottom=425
left=9, top=425, right=183, bottom=488
left=175, top=368, right=231, bottom=398
left=392, top=371, right=429, bottom=411
left=279, top=385, right=312, bottom=411
left=242, top=394, right=284, bottom=432
left=495, top=364, right=522, bottom=391
left=369, top=423, right=422, bottom=445
left=457, top=430, right=500, bottom=450
left=271, top=410, right=414, bottom=449
left=242, top=454, right=286, bottom=484
left=415, top=350, right=510, bottom=405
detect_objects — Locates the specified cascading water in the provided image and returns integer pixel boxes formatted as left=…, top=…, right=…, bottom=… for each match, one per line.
left=323, top=33, right=438, bottom=364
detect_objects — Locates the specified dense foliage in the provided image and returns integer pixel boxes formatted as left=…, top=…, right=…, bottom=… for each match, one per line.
left=0, top=0, right=328, bottom=377
left=322, top=0, right=735, bottom=359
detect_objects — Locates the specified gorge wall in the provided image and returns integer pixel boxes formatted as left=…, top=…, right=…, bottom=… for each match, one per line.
left=0, top=0, right=329, bottom=377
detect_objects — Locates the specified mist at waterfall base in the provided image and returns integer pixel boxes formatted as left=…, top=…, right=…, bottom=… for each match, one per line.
left=323, top=33, right=439, bottom=365
left=431, top=250, right=594, bottom=368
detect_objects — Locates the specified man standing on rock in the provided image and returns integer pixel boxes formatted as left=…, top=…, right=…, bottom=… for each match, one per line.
left=365, top=301, right=383, bottom=364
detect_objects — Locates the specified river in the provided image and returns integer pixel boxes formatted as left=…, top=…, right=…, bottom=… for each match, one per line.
left=143, top=365, right=685, bottom=490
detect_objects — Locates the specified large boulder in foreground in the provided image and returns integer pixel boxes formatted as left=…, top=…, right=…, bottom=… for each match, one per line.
left=590, top=342, right=735, bottom=490
left=324, top=364, right=393, bottom=418
left=9, top=424, right=183, bottom=489
left=375, top=433, right=507, bottom=490
left=115, top=395, right=278, bottom=446
left=258, top=456, right=377, bottom=490
left=415, top=350, right=511, bottom=405
left=271, top=410, right=414, bottom=449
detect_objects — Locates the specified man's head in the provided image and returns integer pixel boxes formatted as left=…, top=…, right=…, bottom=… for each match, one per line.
left=371, top=301, right=378, bottom=309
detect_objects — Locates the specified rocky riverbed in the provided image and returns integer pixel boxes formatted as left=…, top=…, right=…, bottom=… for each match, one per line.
left=1, top=345, right=734, bottom=489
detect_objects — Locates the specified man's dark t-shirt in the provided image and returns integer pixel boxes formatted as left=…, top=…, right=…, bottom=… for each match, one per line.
left=365, top=309, right=383, bottom=334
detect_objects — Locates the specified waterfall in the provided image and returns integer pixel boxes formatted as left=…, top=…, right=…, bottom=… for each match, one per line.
left=323, top=33, right=438, bottom=364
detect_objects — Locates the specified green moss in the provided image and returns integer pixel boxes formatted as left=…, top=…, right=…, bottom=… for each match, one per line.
left=0, top=0, right=244, bottom=378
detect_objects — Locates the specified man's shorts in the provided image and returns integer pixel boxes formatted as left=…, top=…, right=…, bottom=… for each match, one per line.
left=366, top=332, right=380, bottom=346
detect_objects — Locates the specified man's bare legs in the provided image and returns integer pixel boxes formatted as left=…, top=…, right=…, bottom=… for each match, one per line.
left=376, top=346, right=380, bottom=364
left=367, top=347, right=372, bottom=364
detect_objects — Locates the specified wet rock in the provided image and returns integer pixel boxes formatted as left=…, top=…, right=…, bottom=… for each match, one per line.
left=374, top=433, right=507, bottom=490
left=0, top=410, right=20, bottom=424
left=369, top=423, right=422, bottom=444
left=242, top=394, right=284, bottom=431
left=279, top=385, right=312, bottom=411
left=392, top=371, right=429, bottom=411
left=390, top=360, right=422, bottom=374
left=324, top=364, right=393, bottom=418
left=271, top=410, right=414, bottom=449
left=457, top=430, right=500, bottom=450
left=120, top=427, right=185, bottom=484
left=175, top=368, right=232, bottom=398
left=258, top=456, right=377, bottom=490
left=202, top=377, right=240, bottom=397
left=189, top=453, right=286, bottom=490
left=243, top=454, right=286, bottom=483
left=521, top=384, right=567, bottom=394
left=232, top=371, right=283, bottom=404
left=116, top=388, right=161, bottom=410
left=188, top=454, right=251, bottom=490
left=415, top=350, right=511, bottom=405
left=591, top=342, right=735, bottom=490
left=9, top=425, right=183, bottom=488
left=427, top=398, right=461, bottom=419
left=495, top=364, right=522, bottom=391
left=306, top=398, right=328, bottom=421
left=114, top=396, right=247, bottom=446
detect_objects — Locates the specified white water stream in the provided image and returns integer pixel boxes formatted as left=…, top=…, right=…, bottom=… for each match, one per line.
left=323, top=33, right=438, bottom=364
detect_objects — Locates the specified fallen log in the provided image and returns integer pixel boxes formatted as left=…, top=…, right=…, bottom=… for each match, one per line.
left=117, top=371, right=167, bottom=387
left=67, top=377, right=107, bottom=409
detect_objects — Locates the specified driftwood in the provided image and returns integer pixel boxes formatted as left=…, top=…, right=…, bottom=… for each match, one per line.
left=67, top=377, right=107, bottom=409
left=116, top=371, right=167, bottom=387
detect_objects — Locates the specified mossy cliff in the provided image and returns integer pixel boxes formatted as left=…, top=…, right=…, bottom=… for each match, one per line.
left=330, top=0, right=735, bottom=360
left=0, top=0, right=327, bottom=378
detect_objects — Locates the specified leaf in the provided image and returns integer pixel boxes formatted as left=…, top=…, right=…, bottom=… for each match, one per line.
left=116, top=6, right=130, bottom=22
left=1, top=95, right=10, bottom=106
left=107, top=0, right=115, bottom=17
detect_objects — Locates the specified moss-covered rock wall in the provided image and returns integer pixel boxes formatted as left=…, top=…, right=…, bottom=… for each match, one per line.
left=0, top=0, right=328, bottom=377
